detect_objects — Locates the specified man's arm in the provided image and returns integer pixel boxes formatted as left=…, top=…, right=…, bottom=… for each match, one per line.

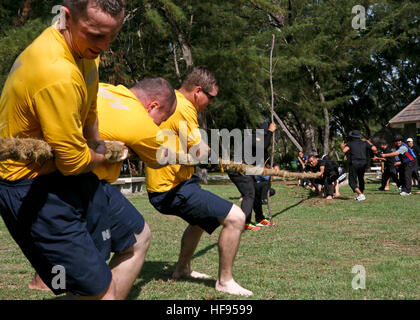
left=340, top=141, right=349, bottom=153
left=319, top=165, right=325, bottom=178
left=362, top=138, right=378, bottom=154
left=297, top=156, right=305, bottom=168
left=264, top=123, right=276, bottom=150
left=82, top=119, right=106, bottom=173
left=381, top=151, right=400, bottom=158
left=34, top=83, right=104, bottom=175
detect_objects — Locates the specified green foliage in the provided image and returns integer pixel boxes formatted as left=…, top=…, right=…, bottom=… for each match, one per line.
left=0, top=18, right=47, bottom=90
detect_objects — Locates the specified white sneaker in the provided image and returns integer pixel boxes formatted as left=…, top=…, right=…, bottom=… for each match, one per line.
left=400, top=192, right=411, bottom=196
left=355, top=194, right=366, bottom=201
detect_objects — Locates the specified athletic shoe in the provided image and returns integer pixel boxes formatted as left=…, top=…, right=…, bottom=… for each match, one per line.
left=244, top=223, right=261, bottom=231
left=256, top=219, right=276, bottom=226
left=354, top=194, right=366, bottom=201
left=399, top=192, right=411, bottom=196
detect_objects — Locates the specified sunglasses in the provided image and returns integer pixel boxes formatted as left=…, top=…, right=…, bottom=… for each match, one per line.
left=202, top=88, right=216, bottom=101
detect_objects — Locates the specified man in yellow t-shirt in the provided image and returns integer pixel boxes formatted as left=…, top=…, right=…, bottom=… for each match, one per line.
left=93, top=77, right=177, bottom=182
left=28, top=76, right=177, bottom=294
left=146, top=67, right=253, bottom=296
left=0, top=0, right=148, bottom=300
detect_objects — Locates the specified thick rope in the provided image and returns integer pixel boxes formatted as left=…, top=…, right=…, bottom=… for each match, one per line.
left=0, top=137, right=321, bottom=179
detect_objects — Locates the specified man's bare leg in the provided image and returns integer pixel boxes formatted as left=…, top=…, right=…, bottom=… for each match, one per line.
left=29, top=224, right=150, bottom=299
left=354, top=187, right=362, bottom=195
left=215, top=205, right=253, bottom=296
left=68, top=223, right=151, bottom=300
left=385, top=178, right=390, bottom=190
left=172, top=224, right=211, bottom=279
left=107, top=223, right=151, bottom=299
left=333, top=182, right=341, bottom=197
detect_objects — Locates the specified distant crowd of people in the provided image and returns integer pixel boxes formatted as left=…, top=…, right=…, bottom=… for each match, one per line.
left=295, top=130, right=419, bottom=201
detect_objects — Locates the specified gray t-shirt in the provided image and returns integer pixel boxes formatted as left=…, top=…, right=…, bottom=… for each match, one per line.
left=397, top=145, right=408, bottom=155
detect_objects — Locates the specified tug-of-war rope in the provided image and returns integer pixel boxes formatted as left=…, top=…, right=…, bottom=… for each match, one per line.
left=0, top=137, right=321, bottom=180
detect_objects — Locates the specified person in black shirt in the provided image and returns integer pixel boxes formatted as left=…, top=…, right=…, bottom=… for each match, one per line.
left=407, top=138, right=420, bottom=186
left=380, top=134, right=418, bottom=195
left=296, top=151, right=308, bottom=187
left=307, top=155, right=340, bottom=199
left=374, top=140, right=401, bottom=191
left=305, top=156, right=323, bottom=194
left=340, top=130, right=377, bottom=201
left=227, top=121, right=278, bottom=230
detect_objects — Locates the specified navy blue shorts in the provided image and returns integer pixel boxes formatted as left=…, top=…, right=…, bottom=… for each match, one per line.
left=148, top=176, right=233, bottom=234
left=102, top=181, right=145, bottom=253
left=0, top=171, right=144, bottom=296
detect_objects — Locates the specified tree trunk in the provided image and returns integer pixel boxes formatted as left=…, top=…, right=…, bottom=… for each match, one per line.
left=305, top=66, right=329, bottom=155
left=302, top=122, right=317, bottom=155
left=163, top=10, right=194, bottom=68
left=172, top=43, right=181, bottom=82
left=177, top=32, right=194, bottom=68
left=272, top=110, right=303, bottom=151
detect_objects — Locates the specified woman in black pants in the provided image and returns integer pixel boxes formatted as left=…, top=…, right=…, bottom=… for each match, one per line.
left=340, top=130, right=377, bottom=201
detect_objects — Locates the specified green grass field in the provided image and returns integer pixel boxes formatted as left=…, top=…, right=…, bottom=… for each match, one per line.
left=0, top=179, right=419, bottom=300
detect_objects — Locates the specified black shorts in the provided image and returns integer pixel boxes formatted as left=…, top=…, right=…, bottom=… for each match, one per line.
left=148, top=176, right=233, bottom=234
left=0, top=172, right=144, bottom=296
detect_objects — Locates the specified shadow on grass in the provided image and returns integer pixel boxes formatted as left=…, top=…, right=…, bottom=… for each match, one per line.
left=193, top=242, right=218, bottom=259
left=127, top=260, right=215, bottom=299
left=272, top=197, right=309, bottom=218
left=271, top=189, right=355, bottom=218
left=127, top=242, right=219, bottom=299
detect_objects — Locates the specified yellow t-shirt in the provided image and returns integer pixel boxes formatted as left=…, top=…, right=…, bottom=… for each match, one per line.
left=0, top=26, right=99, bottom=180
left=145, top=90, right=201, bottom=193
left=93, top=83, right=165, bottom=183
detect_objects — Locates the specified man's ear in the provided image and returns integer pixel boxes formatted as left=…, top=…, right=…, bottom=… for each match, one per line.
left=146, top=100, right=160, bottom=112
left=60, top=6, right=73, bottom=30
left=192, top=86, right=201, bottom=103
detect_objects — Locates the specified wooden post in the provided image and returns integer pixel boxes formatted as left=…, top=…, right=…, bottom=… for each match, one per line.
left=267, top=34, right=275, bottom=226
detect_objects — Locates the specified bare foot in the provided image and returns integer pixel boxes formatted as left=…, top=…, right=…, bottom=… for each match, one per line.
left=28, top=273, right=50, bottom=291
left=172, top=269, right=211, bottom=280
left=326, top=195, right=333, bottom=200
left=215, top=279, right=253, bottom=296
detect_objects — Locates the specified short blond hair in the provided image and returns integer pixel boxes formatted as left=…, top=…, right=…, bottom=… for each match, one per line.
left=182, top=66, right=217, bottom=93
left=62, top=0, right=125, bottom=20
